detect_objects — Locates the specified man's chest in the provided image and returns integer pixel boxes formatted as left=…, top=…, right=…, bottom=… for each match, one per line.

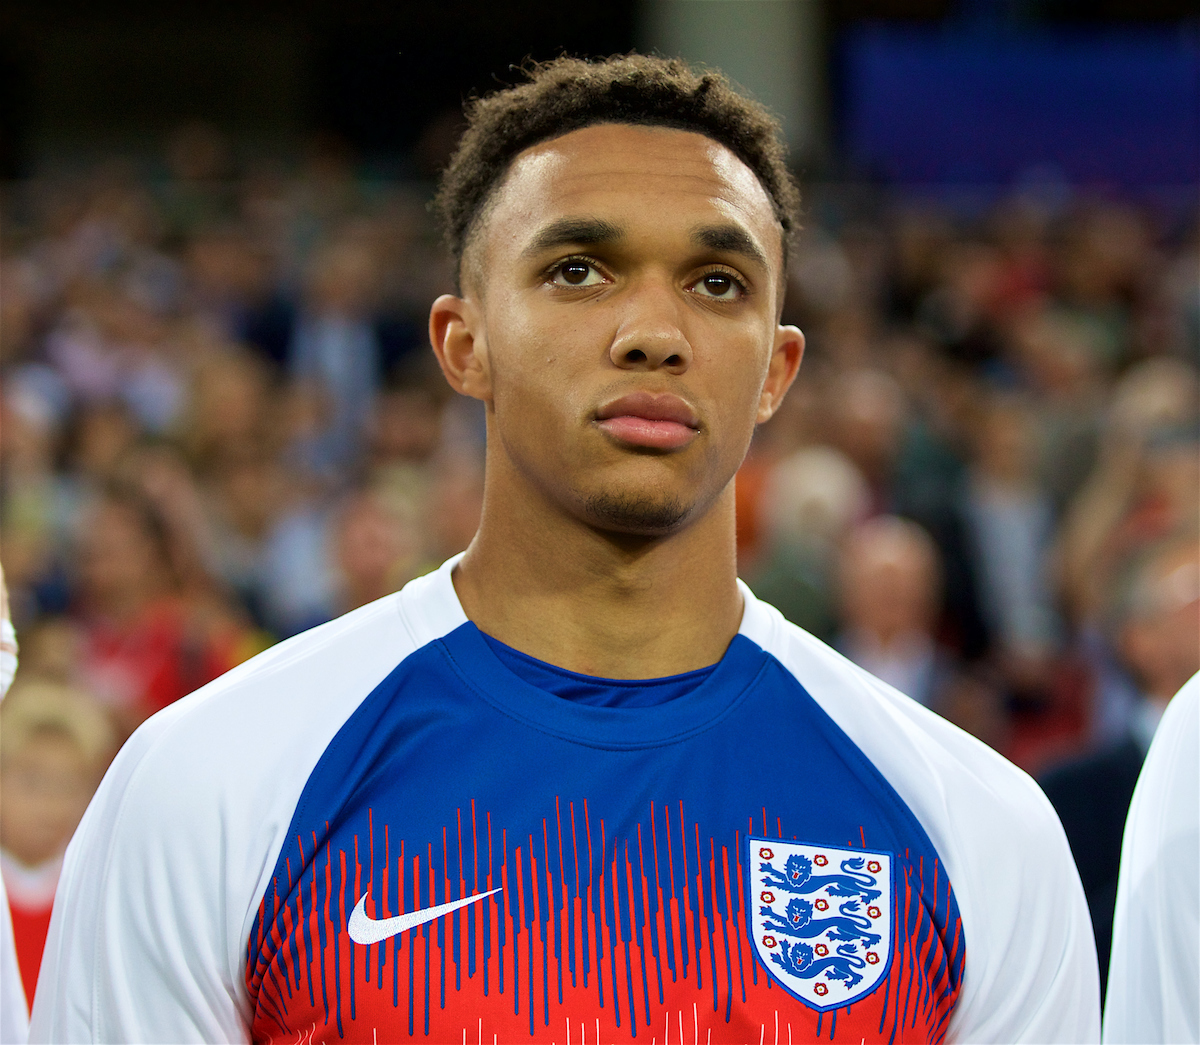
left=244, top=641, right=964, bottom=1043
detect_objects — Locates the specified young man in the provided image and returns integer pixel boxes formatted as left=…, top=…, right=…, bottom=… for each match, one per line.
left=31, top=56, right=1098, bottom=1043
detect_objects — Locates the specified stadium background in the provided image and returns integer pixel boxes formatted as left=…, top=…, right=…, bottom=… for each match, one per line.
left=0, top=0, right=1197, bottom=1013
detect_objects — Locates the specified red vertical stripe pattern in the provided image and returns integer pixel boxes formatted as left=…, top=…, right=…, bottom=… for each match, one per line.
left=247, top=802, right=963, bottom=1043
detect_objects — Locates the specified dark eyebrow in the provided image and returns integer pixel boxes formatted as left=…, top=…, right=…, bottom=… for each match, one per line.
left=521, top=217, right=625, bottom=258
left=691, top=223, right=770, bottom=271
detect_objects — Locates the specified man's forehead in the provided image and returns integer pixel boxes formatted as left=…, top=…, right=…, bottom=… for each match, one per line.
left=488, top=124, right=779, bottom=245
left=516, top=123, right=765, bottom=191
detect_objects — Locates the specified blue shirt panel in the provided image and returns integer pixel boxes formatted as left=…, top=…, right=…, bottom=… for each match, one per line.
left=247, top=621, right=964, bottom=1040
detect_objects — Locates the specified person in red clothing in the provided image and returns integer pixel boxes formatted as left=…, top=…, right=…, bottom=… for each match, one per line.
left=0, top=678, right=117, bottom=1007
left=72, top=485, right=256, bottom=736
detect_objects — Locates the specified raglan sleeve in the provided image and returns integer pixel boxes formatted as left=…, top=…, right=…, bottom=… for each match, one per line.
left=939, top=755, right=1101, bottom=1044
left=742, top=601, right=1102, bottom=1044
left=28, top=705, right=255, bottom=1044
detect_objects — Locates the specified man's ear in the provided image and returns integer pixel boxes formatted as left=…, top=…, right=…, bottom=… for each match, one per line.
left=757, top=325, right=805, bottom=423
left=429, top=294, right=491, bottom=402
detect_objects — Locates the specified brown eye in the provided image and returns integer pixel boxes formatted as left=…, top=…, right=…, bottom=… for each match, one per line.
left=551, top=259, right=604, bottom=287
left=693, top=271, right=744, bottom=300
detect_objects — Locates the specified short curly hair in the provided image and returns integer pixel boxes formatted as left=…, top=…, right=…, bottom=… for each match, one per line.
left=434, top=53, right=800, bottom=289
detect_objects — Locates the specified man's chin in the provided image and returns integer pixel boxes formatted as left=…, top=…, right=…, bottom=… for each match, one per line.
left=582, top=490, right=692, bottom=536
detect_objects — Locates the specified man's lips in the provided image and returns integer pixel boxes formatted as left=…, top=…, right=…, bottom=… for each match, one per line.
left=594, top=393, right=700, bottom=451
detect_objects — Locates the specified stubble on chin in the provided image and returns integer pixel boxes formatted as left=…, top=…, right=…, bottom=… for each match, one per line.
left=582, top=490, right=691, bottom=535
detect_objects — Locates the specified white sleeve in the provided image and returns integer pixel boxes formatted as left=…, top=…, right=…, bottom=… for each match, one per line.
left=1, top=875, right=29, bottom=1045
left=849, top=664, right=1101, bottom=1045
left=1, top=581, right=28, bottom=1043
left=25, top=580, right=453, bottom=1045
left=941, top=777, right=1100, bottom=1045
left=739, top=589, right=1101, bottom=1043
left=27, top=698, right=255, bottom=1044
left=1103, top=673, right=1199, bottom=1045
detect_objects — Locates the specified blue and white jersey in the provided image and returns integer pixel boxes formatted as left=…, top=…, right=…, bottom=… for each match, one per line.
left=30, top=557, right=1099, bottom=1043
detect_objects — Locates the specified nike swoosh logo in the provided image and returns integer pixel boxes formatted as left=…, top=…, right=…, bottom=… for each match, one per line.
left=348, top=887, right=502, bottom=945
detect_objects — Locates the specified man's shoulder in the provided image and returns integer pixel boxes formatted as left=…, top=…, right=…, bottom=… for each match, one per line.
left=89, top=563, right=468, bottom=843
left=742, top=586, right=1099, bottom=1041
left=46, top=564, right=469, bottom=1006
left=740, top=585, right=1066, bottom=866
left=137, top=563, right=463, bottom=752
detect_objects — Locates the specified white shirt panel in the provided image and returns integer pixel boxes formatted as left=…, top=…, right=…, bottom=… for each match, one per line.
left=29, top=564, right=467, bottom=1044
left=738, top=585, right=1101, bottom=1043
left=1, top=877, right=28, bottom=1045
left=1103, top=672, right=1199, bottom=1044
left=1, top=608, right=28, bottom=1044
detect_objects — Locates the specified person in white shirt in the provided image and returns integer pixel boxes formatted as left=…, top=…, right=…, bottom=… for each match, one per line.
left=1, top=565, right=29, bottom=1045
left=1103, top=671, right=1199, bottom=1044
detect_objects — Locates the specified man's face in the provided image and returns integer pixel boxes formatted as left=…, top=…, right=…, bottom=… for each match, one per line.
left=433, top=123, right=802, bottom=536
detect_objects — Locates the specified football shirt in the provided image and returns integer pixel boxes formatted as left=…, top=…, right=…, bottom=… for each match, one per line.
left=30, top=558, right=1099, bottom=1043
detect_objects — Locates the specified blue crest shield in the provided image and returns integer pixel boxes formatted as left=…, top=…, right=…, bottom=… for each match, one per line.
left=747, top=838, right=894, bottom=1011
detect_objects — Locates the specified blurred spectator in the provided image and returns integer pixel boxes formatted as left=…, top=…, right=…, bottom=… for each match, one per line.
left=1054, top=205, right=1154, bottom=373
left=1007, top=304, right=1107, bottom=510
left=184, top=226, right=294, bottom=369
left=62, top=402, right=140, bottom=489
left=7, top=617, right=79, bottom=686
left=254, top=497, right=340, bottom=639
left=182, top=349, right=279, bottom=474
left=963, top=391, right=1061, bottom=665
left=201, top=446, right=293, bottom=627
left=1057, top=358, right=1199, bottom=743
left=834, top=516, right=1007, bottom=749
left=886, top=207, right=955, bottom=324
left=1040, top=536, right=1200, bottom=999
left=423, top=454, right=485, bottom=566
left=836, top=516, right=946, bottom=707
left=0, top=387, right=74, bottom=628
left=1059, top=358, right=1200, bottom=625
left=746, top=445, right=869, bottom=641
left=288, top=239, right=382, bottom=481
left=71, top=486, right=250, bottom=735
left=43, top=281, right=186, bottom=436
left=0, top=677, right=118, bottom=1008
left=916, top=239, right=1005, bottom=368
left=332, top=486, right=425, bottom=614
left=368, top=382, right=446, bottom=474
left=826, top=368, right=906, bottom=513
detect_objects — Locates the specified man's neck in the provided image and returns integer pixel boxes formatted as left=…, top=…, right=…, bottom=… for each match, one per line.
left=451, top=482, right=743, bottom=680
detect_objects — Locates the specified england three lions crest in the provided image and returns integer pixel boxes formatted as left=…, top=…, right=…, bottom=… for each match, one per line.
left=748, top=838, right=894, bottom=1011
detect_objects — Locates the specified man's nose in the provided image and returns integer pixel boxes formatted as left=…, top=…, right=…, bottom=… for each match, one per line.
left=608, top=280, right=692, bottom=373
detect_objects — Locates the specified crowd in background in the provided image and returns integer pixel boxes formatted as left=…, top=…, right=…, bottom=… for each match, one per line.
left=1, top=121, right=1197, bottom=1007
